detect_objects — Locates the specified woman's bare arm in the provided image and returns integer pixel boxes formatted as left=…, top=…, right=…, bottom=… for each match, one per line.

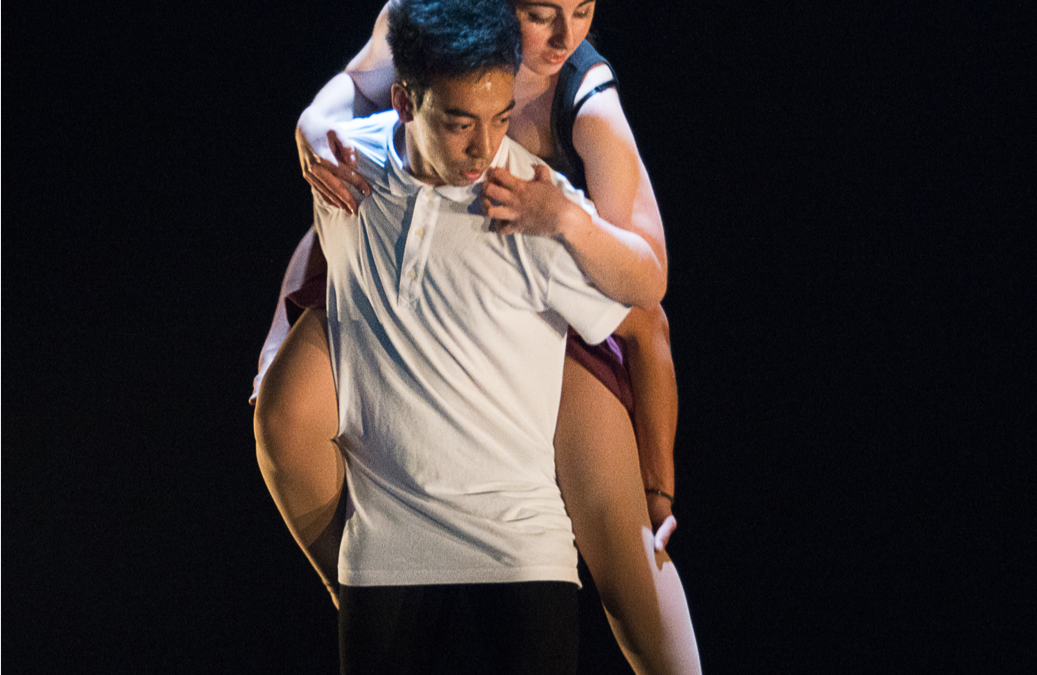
left=485, top=165, right=665, bottom=308
left=571, top=68, right=668, bottom=300
left=614, top=304, right=680, bottom=550
left=295, top=74, right=371, bottom=212
left=344, top=1, right=395, bottom=114
left=574, top=71, right=680, bottom=549
left=295, top=2, right=394, bottom=210
left=485, top=65, right=668, bottom=308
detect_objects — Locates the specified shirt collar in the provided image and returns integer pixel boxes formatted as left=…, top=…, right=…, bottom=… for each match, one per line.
left=386, top=121, right=508, bottom=204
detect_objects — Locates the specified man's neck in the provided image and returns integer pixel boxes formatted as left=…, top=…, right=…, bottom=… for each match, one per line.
left=395, top=121, right=445, bottom=187
left=393, top=122, right=414, bottom=179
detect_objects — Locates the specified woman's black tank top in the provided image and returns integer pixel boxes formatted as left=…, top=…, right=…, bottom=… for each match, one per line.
left=549, top=41, right=619, bottom=192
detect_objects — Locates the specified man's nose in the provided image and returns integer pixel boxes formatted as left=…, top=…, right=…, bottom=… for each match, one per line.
left=467, top=125, right=492, bottom=158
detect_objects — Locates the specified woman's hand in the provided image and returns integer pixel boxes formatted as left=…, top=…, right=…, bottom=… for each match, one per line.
left=646, top=494, right=677, bottom=551
left=484, top=166, right=662, bottom=308
left=295, top=125, right=371, bottom=214
left=482, top=166, right=588, bottom=239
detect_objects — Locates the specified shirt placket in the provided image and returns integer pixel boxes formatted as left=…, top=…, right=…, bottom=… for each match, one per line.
left=398, top=185, right=440, bottom=305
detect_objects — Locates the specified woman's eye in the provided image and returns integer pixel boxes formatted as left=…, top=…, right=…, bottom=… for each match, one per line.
left=527, top=12, right=552, bottom=25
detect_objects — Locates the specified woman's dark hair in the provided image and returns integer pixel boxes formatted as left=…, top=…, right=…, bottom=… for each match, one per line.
left=387, top=0, right=522, bottom=108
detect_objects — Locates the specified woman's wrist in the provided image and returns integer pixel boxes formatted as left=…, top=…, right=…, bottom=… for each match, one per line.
left=645, top=487, right=675, bottom=504
left=555, top=200, right=593, bottom=245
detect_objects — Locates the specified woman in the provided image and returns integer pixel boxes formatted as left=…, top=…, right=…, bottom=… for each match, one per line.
left=255, top=2, right=700, bottom=673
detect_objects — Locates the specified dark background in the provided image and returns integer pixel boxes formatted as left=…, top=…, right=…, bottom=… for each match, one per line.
left=4, top=1, right=1032, bottom=673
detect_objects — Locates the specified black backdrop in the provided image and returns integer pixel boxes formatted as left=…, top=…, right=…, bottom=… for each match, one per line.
left=4, top=2, right=1032, bottom=673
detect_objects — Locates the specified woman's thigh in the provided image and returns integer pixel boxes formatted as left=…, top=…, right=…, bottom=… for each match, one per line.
left=555, top=356, right=700, bottom=674
left=256, top=308, right=338, bottom=442
left=555, top=356, right=661, bottom=606
left=254, top=308, right=340, bottom=522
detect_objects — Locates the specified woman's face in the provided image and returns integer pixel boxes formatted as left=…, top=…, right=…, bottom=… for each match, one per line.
left=514, top=1, right=596, bottom=76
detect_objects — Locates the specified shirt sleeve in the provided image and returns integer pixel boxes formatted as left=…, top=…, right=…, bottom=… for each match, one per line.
left=543, top=244, right=631, bottom=345
left=538, top=168, right=630, bottom=344
left=328, top=110, right=396, bottom=168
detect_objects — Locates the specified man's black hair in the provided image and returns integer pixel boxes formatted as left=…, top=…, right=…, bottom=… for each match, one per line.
left=387, top=0, right=522, bottom=108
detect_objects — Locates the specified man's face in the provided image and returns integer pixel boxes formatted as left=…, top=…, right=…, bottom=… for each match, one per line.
left=395, top=69, right=516, bottom=187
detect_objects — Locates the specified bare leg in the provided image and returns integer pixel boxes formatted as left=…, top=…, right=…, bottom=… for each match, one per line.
left=254, top=308, right=344, bottom=606
left=251, top=227, right=326, bottom=404
left=556, top=357, right=701, bottom=675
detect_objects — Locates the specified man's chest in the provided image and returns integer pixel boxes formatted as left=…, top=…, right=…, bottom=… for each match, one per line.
left=356, top=190, right=536, bottom=317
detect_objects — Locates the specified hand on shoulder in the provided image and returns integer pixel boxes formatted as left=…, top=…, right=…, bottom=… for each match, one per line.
left=295, top=125, right=371, bottom=214
left=481, top=165, right=590, bottom=240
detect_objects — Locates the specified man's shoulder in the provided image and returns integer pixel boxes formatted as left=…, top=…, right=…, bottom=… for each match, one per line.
left=493, top=139, right=601, bottom=282
left=497, top=136, right=546, bottom=180
left=496, top=137, right=597, bottom=225
left=335, top=110, right=399, bottom=167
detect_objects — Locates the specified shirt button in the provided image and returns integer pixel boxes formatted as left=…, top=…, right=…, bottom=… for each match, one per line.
left=415, top=228, right=425, bottom=237
left=406, top=269, right=416, bottom=279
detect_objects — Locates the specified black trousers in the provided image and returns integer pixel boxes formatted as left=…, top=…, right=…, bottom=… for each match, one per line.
left=339, top=581, right=579, bottom=675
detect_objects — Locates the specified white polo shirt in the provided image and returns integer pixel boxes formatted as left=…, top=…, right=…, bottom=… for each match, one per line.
left=314, top=110, right=630, bottom=587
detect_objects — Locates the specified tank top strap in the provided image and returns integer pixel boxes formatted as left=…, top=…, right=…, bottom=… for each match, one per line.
left=550, top=41, right=618, bottom=192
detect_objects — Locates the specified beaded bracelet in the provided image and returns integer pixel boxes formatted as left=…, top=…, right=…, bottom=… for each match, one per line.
left=645, top=488, right=675, bottom=504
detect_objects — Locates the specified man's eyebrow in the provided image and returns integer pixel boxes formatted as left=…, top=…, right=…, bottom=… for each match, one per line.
left=497, top=99, right=517, bottom=117
left=444, top=100, right=517, bottom=119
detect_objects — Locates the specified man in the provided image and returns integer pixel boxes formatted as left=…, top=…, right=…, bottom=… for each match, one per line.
left=299, top=1, right=629, bottom=672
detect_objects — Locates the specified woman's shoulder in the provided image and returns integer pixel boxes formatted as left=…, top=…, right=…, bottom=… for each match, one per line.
left=573, top=63, right=616, bottom=109
left=557, top=41, right=618, bottom=114
left=551, top=43, right=626, bottom=186
left=565, top=41, right=613, bottom=81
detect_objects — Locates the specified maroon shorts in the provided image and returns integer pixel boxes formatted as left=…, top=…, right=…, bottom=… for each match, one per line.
left=565, top=328, right=634, bottom=415
left=284, top=272, right=327, bottom=326
left=285, top=272, right=633, bottom=416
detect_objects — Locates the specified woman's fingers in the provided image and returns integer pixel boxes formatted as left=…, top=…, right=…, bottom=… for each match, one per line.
left=303, top=165, right=342, bottom=208
left=314, top=173, right=354, bottom=212
left=654, top=515, right=678, bottom=552
left=328, top=130, right=371, bottom=196
left=295, top=125, right=365, bottom=213
left=308, top=165, right=357, bottom=213
left=483, top=183, right=524, bottom=228
left=531, top=164, right=554, bottom=183
left=328, top=163, right=370, bottom=197
left=484, top=202, right=520, bottom=222
left=486, top=166, right=524, bottom=190
left=483, top=172, right=568, bottom=238
left=327, top=129, right=352, bottom=165
left=492, top=220, right=515, bottom=235
left=483, top=181, right=517, bottom=206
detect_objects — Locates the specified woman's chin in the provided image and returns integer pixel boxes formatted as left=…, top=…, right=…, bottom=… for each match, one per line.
left=523, top=55, right=568, bottom=77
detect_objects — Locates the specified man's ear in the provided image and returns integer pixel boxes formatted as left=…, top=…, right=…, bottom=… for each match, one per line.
left=391, top=83, right=415, bottom=122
